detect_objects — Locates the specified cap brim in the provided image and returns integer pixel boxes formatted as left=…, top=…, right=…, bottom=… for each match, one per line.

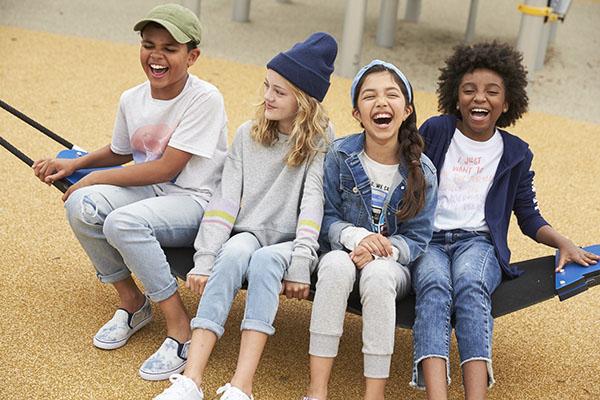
left=133, top=18, right=192, bottom=45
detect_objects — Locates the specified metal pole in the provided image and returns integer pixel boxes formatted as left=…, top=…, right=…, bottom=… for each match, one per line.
left=464, top=0, right=479, bottom=43
left=516, top=0, right=547, bottom=80
left=232, top=0, right=251, bottom=22
left=535, top=20, right=552, bottom=70
left=0, top=99, right=74, bottom=149
left=404, top=0, right=421, bottom=22
left=0, top=136, right=71, bottom=193
left=376, top=0, right=400, bottom=48
left=338, top=0, right=367, bottom=77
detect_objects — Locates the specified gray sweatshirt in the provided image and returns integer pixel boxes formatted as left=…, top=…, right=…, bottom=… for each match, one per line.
left=189, top=120, right=332, bottom=284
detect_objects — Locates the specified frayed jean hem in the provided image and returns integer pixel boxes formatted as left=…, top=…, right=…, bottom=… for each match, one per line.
left=460, top=357, right=495, bottom=389
left=410, top=354, right=450, bottom=390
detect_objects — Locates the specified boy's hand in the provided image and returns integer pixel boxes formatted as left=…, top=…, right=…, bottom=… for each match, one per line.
left=61, top=171, right=98, bottom=202
left=186, top=274, right=209, bottom=296
left=32, top=157, right=76, bottom=184
left=350, top=244, right=374, bottom=269
left=556, top=242, right=600, bottom=272
left=283, top=281, right=310, bottom=300
left=357, top=233, right=393, bottom=257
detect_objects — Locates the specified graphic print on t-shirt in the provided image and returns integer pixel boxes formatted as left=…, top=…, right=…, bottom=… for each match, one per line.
left=371, top=181, right=390, bottom=235
left=130, top=124, right=174, bottom=164
left=434, top=129, right=503, bottom=231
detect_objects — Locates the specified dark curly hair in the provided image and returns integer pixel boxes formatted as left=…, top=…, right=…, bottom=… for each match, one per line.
left=352, top=64, right=426, bottom=221
left=437, top=41, right=528, bottom=128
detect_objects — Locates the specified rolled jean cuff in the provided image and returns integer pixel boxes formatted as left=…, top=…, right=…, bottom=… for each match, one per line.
left=460, top=357, right=495, bottom=389
left=190, top=317, right=225, bottom=339
left=309, top=332, right=340, bottom=358
left=364, top=353, right=392, bottom=379
left=410, top=355, right=450, bottom=390
left=96, top=269, right=131, bottom=285
left=240, top=318, right=275, bottom=336
left=145, top=278, right=179, bottom=303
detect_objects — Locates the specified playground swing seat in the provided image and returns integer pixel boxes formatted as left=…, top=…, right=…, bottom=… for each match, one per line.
left=2, top=99, right=595, bottom=330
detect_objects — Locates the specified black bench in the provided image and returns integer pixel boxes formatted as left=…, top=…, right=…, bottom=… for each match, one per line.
left=164, top=247, right=556, bottom=329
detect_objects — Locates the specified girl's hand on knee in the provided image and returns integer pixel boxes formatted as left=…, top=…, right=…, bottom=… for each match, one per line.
left=283, top=281, right=310, bottom=300
left=357, top=234, right=393, bottom=257
left=556, top=241, right=600, bottom=272
left=186, top=274, right=209, bottom=295
left=350, top=245, right=374, bottom=269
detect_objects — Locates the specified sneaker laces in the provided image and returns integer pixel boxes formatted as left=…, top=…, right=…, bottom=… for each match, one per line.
left=160, top=374, right=196, bottom=396
left=216, top=383, right=252, bottom=400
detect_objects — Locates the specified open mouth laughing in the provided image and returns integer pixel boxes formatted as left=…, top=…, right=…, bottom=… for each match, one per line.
left=149, top=63, right=168, bottom=78
left=470, top=107, right=490, bottom=120
left=372, top=112, right=393, bottom=128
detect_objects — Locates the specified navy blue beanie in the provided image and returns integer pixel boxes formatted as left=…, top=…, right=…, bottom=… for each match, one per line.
left=267, top=32, right=338, bottom=102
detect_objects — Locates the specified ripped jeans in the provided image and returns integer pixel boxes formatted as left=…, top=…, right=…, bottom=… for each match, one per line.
left=64, top=184, right=204, bottom=302
left=410, top=230, right=502, bottom=390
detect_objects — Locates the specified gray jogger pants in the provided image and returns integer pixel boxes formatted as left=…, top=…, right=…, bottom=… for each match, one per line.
left=308, top=250, right=411, bottom=378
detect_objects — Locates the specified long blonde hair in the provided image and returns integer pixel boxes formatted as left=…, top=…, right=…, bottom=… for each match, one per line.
left=251, top=80, right=330, bottom=167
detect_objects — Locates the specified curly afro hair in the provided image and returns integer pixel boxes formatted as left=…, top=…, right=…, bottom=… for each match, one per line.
left=437, top=41, right=528, bottom=128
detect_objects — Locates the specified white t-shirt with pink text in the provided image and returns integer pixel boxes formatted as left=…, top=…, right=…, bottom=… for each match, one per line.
left=110, top=74, right=228, bottom=207
left=433, top=128, right=503, bottom=232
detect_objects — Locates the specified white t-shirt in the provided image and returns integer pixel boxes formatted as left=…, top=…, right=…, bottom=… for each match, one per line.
left=340, top=151, right=401, bottom=260
left=434, top=128, right=504, bottom=232
left=111, top=74, right=228, bottom=207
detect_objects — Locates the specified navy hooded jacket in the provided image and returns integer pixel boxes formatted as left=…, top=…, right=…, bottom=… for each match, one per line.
left=420, top=114, right=549, bottom=278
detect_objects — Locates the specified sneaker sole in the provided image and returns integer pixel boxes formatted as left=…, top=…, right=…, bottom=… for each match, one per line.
left=92, top=314, right=152, bottom=350
left=139, top=359, right=187, bottom=381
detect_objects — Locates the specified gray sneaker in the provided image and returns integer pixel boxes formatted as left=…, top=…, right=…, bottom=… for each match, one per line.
left=93, top=297, right=152, bottom=350
left=139, top=337, right=190, bottom=381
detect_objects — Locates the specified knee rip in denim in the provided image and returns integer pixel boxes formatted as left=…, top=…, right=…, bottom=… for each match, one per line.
left=78, top=193, right=109, bottom=226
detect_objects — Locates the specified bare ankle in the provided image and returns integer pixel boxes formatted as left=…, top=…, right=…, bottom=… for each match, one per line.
left=229, top=377, right=252, bottom=397
left=306, top=388, right=327, bottom=400
left=119, top=293, right=146, bottom=314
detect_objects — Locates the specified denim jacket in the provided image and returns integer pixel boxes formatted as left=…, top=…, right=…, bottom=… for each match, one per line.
left=321, top=132, right=438, bottom=266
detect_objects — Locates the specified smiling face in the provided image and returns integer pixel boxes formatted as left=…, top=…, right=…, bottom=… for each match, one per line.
left=352, top=70, right=413, bottom=150
left=263, top=69, right=299, bottom=134
left=140, top=24, right=200, bottom=100
left=456, top=68, right=508, bottom=141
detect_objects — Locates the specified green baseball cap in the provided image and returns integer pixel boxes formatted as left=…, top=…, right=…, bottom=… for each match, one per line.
left=134, top=3, right=202, bottom=47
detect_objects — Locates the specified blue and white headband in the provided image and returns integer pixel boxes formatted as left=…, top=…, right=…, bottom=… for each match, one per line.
left=350, top=59, right=413, bottom=107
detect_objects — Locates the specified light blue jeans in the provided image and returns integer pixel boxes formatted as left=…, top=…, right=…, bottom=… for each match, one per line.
left=190, top=232, right=291, bottom=338
left=64, top=184, right=204, bottom=302
left=411, top=230, right=502, bottom=389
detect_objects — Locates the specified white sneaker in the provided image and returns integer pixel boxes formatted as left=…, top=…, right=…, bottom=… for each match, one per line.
left=139, top=337, right=190, bottom=381
left=153, top=374, right=203, bottom=400
left=93, top=297, right=152, bottom=350
left=216, top=383, right=253, bottom=400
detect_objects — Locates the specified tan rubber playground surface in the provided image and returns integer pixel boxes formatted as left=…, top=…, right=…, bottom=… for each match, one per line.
left=0, top=25, right=599, bottom=399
